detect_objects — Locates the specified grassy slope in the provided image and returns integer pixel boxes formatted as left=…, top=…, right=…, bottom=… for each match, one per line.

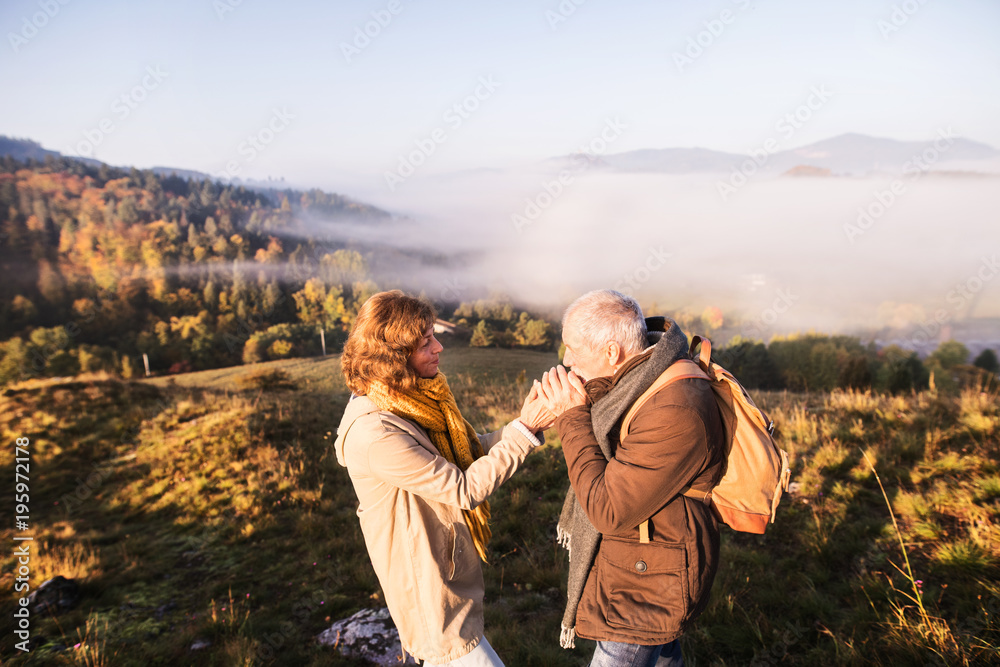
left=1, top=348, right=997, bottom=666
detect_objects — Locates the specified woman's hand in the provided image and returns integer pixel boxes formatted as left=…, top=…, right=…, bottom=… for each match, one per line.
left=539, top=365, right=587, bottom=418
left=518, top=380, right=557, bottom=433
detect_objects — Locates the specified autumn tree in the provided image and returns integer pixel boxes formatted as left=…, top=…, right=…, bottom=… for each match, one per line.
left=292, top=278, right=349, bottom=331
left=513, top=312, right=551, bottom=347
left=470, top=320, right=495, bottom=347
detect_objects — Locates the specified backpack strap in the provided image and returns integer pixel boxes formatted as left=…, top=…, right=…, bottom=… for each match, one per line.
left=679, top=335, right=720, bottom=496
left=620, top=359, right=708, bottom=437
left=625, top=358, right=712, bottom=544
left=689, top=335, right=712, bottom=370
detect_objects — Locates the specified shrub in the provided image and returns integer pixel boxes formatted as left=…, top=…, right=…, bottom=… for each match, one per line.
left=974, top=348, right=999, bottom=375
left=242, top=323, right=322, bottom=363
left=715, top=340, right=782, bottom=389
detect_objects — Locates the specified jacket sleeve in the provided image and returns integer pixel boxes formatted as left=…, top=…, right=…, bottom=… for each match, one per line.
left=478, top=430, right=503, bottom=452
left=479, top=424, right=543, bottom=452
left=556, top=395, right=710, bottom=535
left=363, top=421, right=537, bottom=511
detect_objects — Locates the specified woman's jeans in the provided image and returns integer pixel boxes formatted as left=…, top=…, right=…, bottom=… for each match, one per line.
left=422, top=635, right=504, bottom=667
left=590, top=639, right=685, bottom=667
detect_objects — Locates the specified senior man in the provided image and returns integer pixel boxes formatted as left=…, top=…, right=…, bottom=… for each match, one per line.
left=539, top=289, right=726, bottom=667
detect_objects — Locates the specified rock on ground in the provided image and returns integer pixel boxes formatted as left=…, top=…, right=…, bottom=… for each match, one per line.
left=317, top=607, right=418, bottom=665
left=26, top=576, right=80, bottom=615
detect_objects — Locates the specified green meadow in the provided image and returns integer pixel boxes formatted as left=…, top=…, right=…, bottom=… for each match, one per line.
left=1, top=347, right=998, bottom=666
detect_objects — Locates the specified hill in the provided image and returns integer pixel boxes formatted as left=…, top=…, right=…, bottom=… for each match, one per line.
left=0, top=136, right=297, bottom=195
left=0, top=154, right=393, bottom=384
left=1, top=349, right=997, bottom=665
left=552, top=133, right=999, bottom=176
left=0, top=137, right=62, bottom=163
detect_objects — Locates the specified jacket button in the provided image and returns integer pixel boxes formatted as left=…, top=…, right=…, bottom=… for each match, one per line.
left=634, top=560, right=647, bottom=573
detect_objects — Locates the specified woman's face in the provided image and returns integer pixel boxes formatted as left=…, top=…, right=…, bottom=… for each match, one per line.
left=408, top=326, right=444, bottom=378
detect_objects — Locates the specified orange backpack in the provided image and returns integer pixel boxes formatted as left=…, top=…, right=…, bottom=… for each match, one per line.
left=622, top=336, right=791, bottom=535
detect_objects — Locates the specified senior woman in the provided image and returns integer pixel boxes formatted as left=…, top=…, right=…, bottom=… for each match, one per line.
left=335, top=291, right=552, bottom=666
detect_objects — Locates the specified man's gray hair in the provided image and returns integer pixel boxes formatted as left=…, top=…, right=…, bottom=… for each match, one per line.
left=563, top=290, right=648, bottom=355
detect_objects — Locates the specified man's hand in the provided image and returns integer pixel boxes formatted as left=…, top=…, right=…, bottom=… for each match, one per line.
left=539, top=365, right=587, bottom=418
left=518, top=380, right=556, bottom=433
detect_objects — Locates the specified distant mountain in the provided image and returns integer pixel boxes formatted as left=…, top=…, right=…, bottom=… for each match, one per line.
left=555, top=133, right=999, bottom=176
left=602, top=147, right=746, bottom=173
left=149, top=165, right=216, bottom=181
left=539, top=146, right=744, bottom=174
left=766, top=133, right=998, bottom=175
left=0, top=136, right=290, bottom=194
left=150, top=166, right=289, bottom=191
left=0, top=136, right=61, bottom=162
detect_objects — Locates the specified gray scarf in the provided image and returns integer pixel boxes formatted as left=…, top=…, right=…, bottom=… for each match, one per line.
left=556, top=317, right=690, bottom=649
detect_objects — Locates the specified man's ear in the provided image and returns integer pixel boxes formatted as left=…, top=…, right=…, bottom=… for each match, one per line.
left=605, top=341, right=626, bottom=367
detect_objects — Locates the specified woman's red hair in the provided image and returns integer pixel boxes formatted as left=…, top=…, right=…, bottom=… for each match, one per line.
left=341, top=290, right=436, bottom=395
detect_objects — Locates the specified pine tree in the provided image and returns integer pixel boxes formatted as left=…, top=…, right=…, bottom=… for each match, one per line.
left=974, top=349, right=999, bottom=375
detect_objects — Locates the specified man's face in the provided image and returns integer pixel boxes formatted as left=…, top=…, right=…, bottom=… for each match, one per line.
left=562, top=322, right=616, bottom=382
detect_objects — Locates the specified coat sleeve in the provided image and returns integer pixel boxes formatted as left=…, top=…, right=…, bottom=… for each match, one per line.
left=556, top=394, right=711, bottom=535
left=479, top=424, right=543, bottom=453
left=478, top=430, right=503, bottom=452
left=363, top=421, right=536, bottom=511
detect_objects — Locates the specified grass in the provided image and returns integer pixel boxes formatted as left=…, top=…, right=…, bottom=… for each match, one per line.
left=1, top=355, right=998, bottom=665
left=688, top=388, right=1000, bottom=666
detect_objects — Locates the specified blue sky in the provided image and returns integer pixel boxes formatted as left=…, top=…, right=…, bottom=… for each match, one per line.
left=2, top=0, right=999, bottom=189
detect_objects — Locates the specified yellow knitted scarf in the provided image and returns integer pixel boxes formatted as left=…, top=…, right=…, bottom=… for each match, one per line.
left=366, top=372, right=492, bottom=562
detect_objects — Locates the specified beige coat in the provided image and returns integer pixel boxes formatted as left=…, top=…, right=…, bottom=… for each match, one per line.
left=334, top=395, right=538, bottom=663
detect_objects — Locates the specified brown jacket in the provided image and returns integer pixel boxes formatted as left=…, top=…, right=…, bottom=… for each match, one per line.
left=556, top=365, right=725, bottom=645
left=334, top=395, right=539, bottom=663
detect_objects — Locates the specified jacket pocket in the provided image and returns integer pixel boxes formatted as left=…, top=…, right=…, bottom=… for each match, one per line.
left=597, top=536, right=690, bottom=635
left=447, top=523, right=457, bottom=581
left=447, top=522, right=475, bottom=582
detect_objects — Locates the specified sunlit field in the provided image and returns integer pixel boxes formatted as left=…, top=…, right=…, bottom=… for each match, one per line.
left=1, top=347, right=998, bottom=666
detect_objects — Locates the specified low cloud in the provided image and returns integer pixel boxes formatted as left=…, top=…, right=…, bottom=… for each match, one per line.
left=295, top=165, right=999, bottom=338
